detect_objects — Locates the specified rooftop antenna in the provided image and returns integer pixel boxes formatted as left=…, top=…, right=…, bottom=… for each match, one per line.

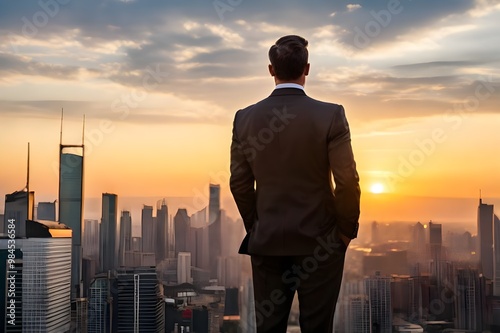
left=82, top=114, right=86, bottom=145
left=479, top=189, right=482, bottom=205
left=27, top=142, right=31, bottom=221
left=26, top=142, right=30, bottom=191
left=60, top=108, right=64, bottom=145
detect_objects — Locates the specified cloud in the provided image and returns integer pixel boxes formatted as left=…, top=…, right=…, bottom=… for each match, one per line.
left=0, top=0, right=499, bottom=125
left=0, top=97, right=232, bottom=125
left=347, top=4, right=362, bottom=12
left=0, top=52, right=84, bottom=80
left=332, top=0, right=475, bottom=51
left=392, top=61, right=483, bottom=71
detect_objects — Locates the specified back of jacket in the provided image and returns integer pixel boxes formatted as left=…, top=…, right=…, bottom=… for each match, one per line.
left=230, top=88, right=360, bottom=256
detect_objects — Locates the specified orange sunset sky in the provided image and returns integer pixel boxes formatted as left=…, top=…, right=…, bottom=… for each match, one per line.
left=1, top=0, right=499, bottom=230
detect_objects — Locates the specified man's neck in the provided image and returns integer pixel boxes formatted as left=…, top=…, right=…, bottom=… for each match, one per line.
left=274, top=77, right=306, bottom=86
left=275, top=83, right=304, bottom=90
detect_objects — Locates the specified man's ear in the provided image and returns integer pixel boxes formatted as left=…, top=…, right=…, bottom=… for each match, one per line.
left=304, top=63, right=310, bottom=76
left=268, top=64, right=275, bottom=77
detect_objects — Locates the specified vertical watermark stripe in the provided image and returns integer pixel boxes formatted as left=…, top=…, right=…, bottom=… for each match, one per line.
left=6, top=218, right=19, bottom=327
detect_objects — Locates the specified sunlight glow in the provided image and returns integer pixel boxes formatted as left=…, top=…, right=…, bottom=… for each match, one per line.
left=370, top=183, right=385, bottom=194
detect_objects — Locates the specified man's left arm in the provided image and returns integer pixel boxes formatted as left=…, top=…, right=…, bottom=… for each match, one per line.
left=230, top=112, right=257, bottom=233
left=327, top=105, right=361, bottom=243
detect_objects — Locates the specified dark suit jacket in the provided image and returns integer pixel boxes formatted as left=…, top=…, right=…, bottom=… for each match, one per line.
left=230, top=88, right=360, bottom=256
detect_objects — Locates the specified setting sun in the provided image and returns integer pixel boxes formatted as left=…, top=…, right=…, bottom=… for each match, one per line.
left=370, top=183, right=385, bottom=194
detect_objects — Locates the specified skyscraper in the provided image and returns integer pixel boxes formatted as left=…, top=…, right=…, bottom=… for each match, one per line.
left=174, top=208, right=191, bottom=256
left=83, top=219, right=100, bottom=262
left=412, top=222, right=426, bottom=265
left=156, top=199, right=169, bottom=262
left=478, top=198, right=494, bottom=279
left=113, top=267, right=165, bottom=332
left=208, top=184, right=221, bottom=278
left=100, top=193, right=118, bottom=273
left=59, top=141, right=84, bottom=300
left=141, top=205, right=155, bottom=254
left=87, top=274, right=111, bottom=333
left=494, top=214, right=500, bottom=295
left=177, top=252, right=192, bottom=284
left=1, top=219, right=73, bottom=332
left=221, top=210, right=244, bottom=258
left=366, top=272, right=392, bottom=333
left=192, top=207, right=209, bottom=270
left=119, top=210, right=132, bottom=267
left=429, top=221, right=443, bottom=285
left=392, top=275, right=418, bottom=321
left=344, top=295, right=371, bottom=333
left=222, top=287, right=241, bottom=331
left=454, top=268, right=483, bottom=331
left=3, top=189, right=34, bottom=238
left=215, top=256, right=241, bottom=288
left=241, top=278, right=256, bottom=333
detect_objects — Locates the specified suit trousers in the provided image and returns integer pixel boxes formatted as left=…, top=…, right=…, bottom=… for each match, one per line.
left=249, top=230, right=347, bottom=333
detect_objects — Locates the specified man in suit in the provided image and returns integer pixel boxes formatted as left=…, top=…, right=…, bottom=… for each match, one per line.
left=230, top=35, right=360, bottom=333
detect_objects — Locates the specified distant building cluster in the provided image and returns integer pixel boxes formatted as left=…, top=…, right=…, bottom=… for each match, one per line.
left=335, top=198, right=500, bottom=332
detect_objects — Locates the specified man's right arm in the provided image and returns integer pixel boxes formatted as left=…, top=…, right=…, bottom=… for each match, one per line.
left=230, top=112, right=257, bottom=233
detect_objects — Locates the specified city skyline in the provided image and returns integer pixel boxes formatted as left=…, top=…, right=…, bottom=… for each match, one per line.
left=1, top=128, right=499, bottom=331
left=1, top=1, right=500, bottom=225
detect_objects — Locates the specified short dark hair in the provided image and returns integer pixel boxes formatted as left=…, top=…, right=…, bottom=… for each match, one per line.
left=268, top=35, right=309, bottom=81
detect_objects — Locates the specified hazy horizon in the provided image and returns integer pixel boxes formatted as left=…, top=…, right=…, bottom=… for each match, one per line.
left=2, top=192, right=495, bottom=240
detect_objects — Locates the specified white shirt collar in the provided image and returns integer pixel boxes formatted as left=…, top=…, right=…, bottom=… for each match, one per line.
left=275, top=83, right=305, bottom=91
